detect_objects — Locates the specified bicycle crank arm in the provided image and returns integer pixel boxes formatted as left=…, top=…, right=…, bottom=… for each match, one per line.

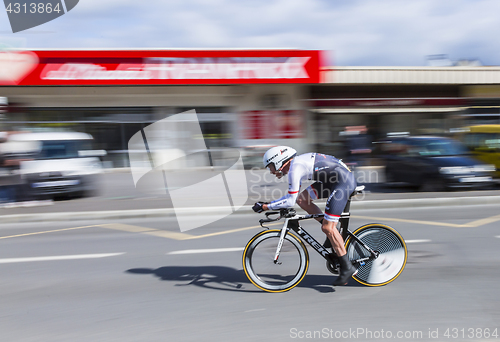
left=353, top=249, right=382, bottom=264
left=353, top=256, right=372, bottom=264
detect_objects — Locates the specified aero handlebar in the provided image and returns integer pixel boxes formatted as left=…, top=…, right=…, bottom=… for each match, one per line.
left=259, top=208, right=298, bottom=227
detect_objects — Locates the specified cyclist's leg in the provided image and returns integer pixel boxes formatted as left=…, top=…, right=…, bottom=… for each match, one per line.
left=323, top=218, right=357, bottom=285
left=322, top=171, right=357, bottom=285
left=322, top=170, right=356, bottom=253
left=296, top=184, right=323, bottom=223
left=322, top=205, right=345, bottom=255
left=298, top=183, right=335, bottom=249
left=319, top=184, right=349, bottom=255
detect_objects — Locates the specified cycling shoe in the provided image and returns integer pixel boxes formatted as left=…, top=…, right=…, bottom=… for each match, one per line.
left=333, top=254, right=358, bottom=286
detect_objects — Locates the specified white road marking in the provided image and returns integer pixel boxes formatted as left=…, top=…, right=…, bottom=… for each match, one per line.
left=405, top=239, right=431, bottom=244
left=496, top=236, right=500, bottom=239
left=0, top=253, right=125, bottom=264
left=168, top=247, right=244, bottom=255
left=244, top=309, right=266, bottom=313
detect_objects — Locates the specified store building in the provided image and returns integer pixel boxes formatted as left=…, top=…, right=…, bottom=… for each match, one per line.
left=310, top=66, right=500, bottom=159
left=2, top=49, right=500, bottom=168
left=0, top=49, right=320, bottom=167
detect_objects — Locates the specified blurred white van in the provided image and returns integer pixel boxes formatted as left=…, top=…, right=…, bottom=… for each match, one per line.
left=7, top=132, right=105, bottom=199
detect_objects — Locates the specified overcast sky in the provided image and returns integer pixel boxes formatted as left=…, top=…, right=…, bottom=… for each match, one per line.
left=1, top=0, right=500, bottom=66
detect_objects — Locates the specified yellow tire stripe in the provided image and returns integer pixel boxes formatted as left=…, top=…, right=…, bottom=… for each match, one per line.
left=242, top=230, right=309, bottom=293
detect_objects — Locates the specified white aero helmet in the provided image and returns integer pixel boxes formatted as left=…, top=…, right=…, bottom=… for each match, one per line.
left=263, top=146, right=297, bottom=171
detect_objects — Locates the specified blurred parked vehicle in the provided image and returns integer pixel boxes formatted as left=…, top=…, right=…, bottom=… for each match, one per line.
left=455, top=125, right=500, bottom=178
left=8, top=132, right=106, bottom=199
left=379, top=136, right=495, bottom=191
left=0, top=132, right=36, bottom=203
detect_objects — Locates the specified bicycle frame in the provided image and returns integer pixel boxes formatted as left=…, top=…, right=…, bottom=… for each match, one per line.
left=263, top=198, right=379, bottom=266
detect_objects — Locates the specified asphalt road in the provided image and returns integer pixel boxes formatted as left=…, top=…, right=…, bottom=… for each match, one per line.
left=1, top=203, right=499, bottom=341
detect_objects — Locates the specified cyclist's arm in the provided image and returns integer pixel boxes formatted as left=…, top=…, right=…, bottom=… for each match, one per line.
left=267, top=164, right=304, bottom=210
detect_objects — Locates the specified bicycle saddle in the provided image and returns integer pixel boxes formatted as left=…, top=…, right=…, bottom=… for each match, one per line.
left=350, top=185, right=365, bottom=198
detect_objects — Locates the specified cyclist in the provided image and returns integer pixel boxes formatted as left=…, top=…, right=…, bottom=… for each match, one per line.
left=252, top=146, right=358, bottom=286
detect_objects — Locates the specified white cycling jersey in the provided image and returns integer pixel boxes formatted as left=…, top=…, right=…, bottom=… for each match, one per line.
left=268, top=153, right=316, bottom=210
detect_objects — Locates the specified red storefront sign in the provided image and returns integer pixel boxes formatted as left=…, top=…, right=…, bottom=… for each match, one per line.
left=241, top=110, right=304, bottom=139
left=0, top=50, right=321, bottom=86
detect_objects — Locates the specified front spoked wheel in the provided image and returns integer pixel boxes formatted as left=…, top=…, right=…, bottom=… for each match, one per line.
left=243, top=230, right=309, bottom=292
left=345, top=224, right=407, bottom=286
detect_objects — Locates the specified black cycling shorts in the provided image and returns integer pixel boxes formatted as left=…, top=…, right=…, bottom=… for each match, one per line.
left=305, top=159, right=357, bottom=222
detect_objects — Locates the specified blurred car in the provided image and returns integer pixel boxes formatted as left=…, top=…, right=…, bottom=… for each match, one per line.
left=9, top=132, right=106, bottom=199
left=455, top=125, right=500, bottom=178
left=379, top=136, right=495, bottom=191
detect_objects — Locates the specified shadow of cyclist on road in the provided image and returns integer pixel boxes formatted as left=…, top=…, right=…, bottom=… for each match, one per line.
left=126, top=266, right=342, bottom=293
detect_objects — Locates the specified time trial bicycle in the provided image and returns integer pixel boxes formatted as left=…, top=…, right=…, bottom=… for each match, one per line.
left=242, top=185, right=407, bottom=292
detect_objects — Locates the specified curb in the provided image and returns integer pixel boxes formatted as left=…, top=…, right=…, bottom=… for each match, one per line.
left=2, top=195, right=500, bottom=223
left=349, top=195, right=500, bottom=210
